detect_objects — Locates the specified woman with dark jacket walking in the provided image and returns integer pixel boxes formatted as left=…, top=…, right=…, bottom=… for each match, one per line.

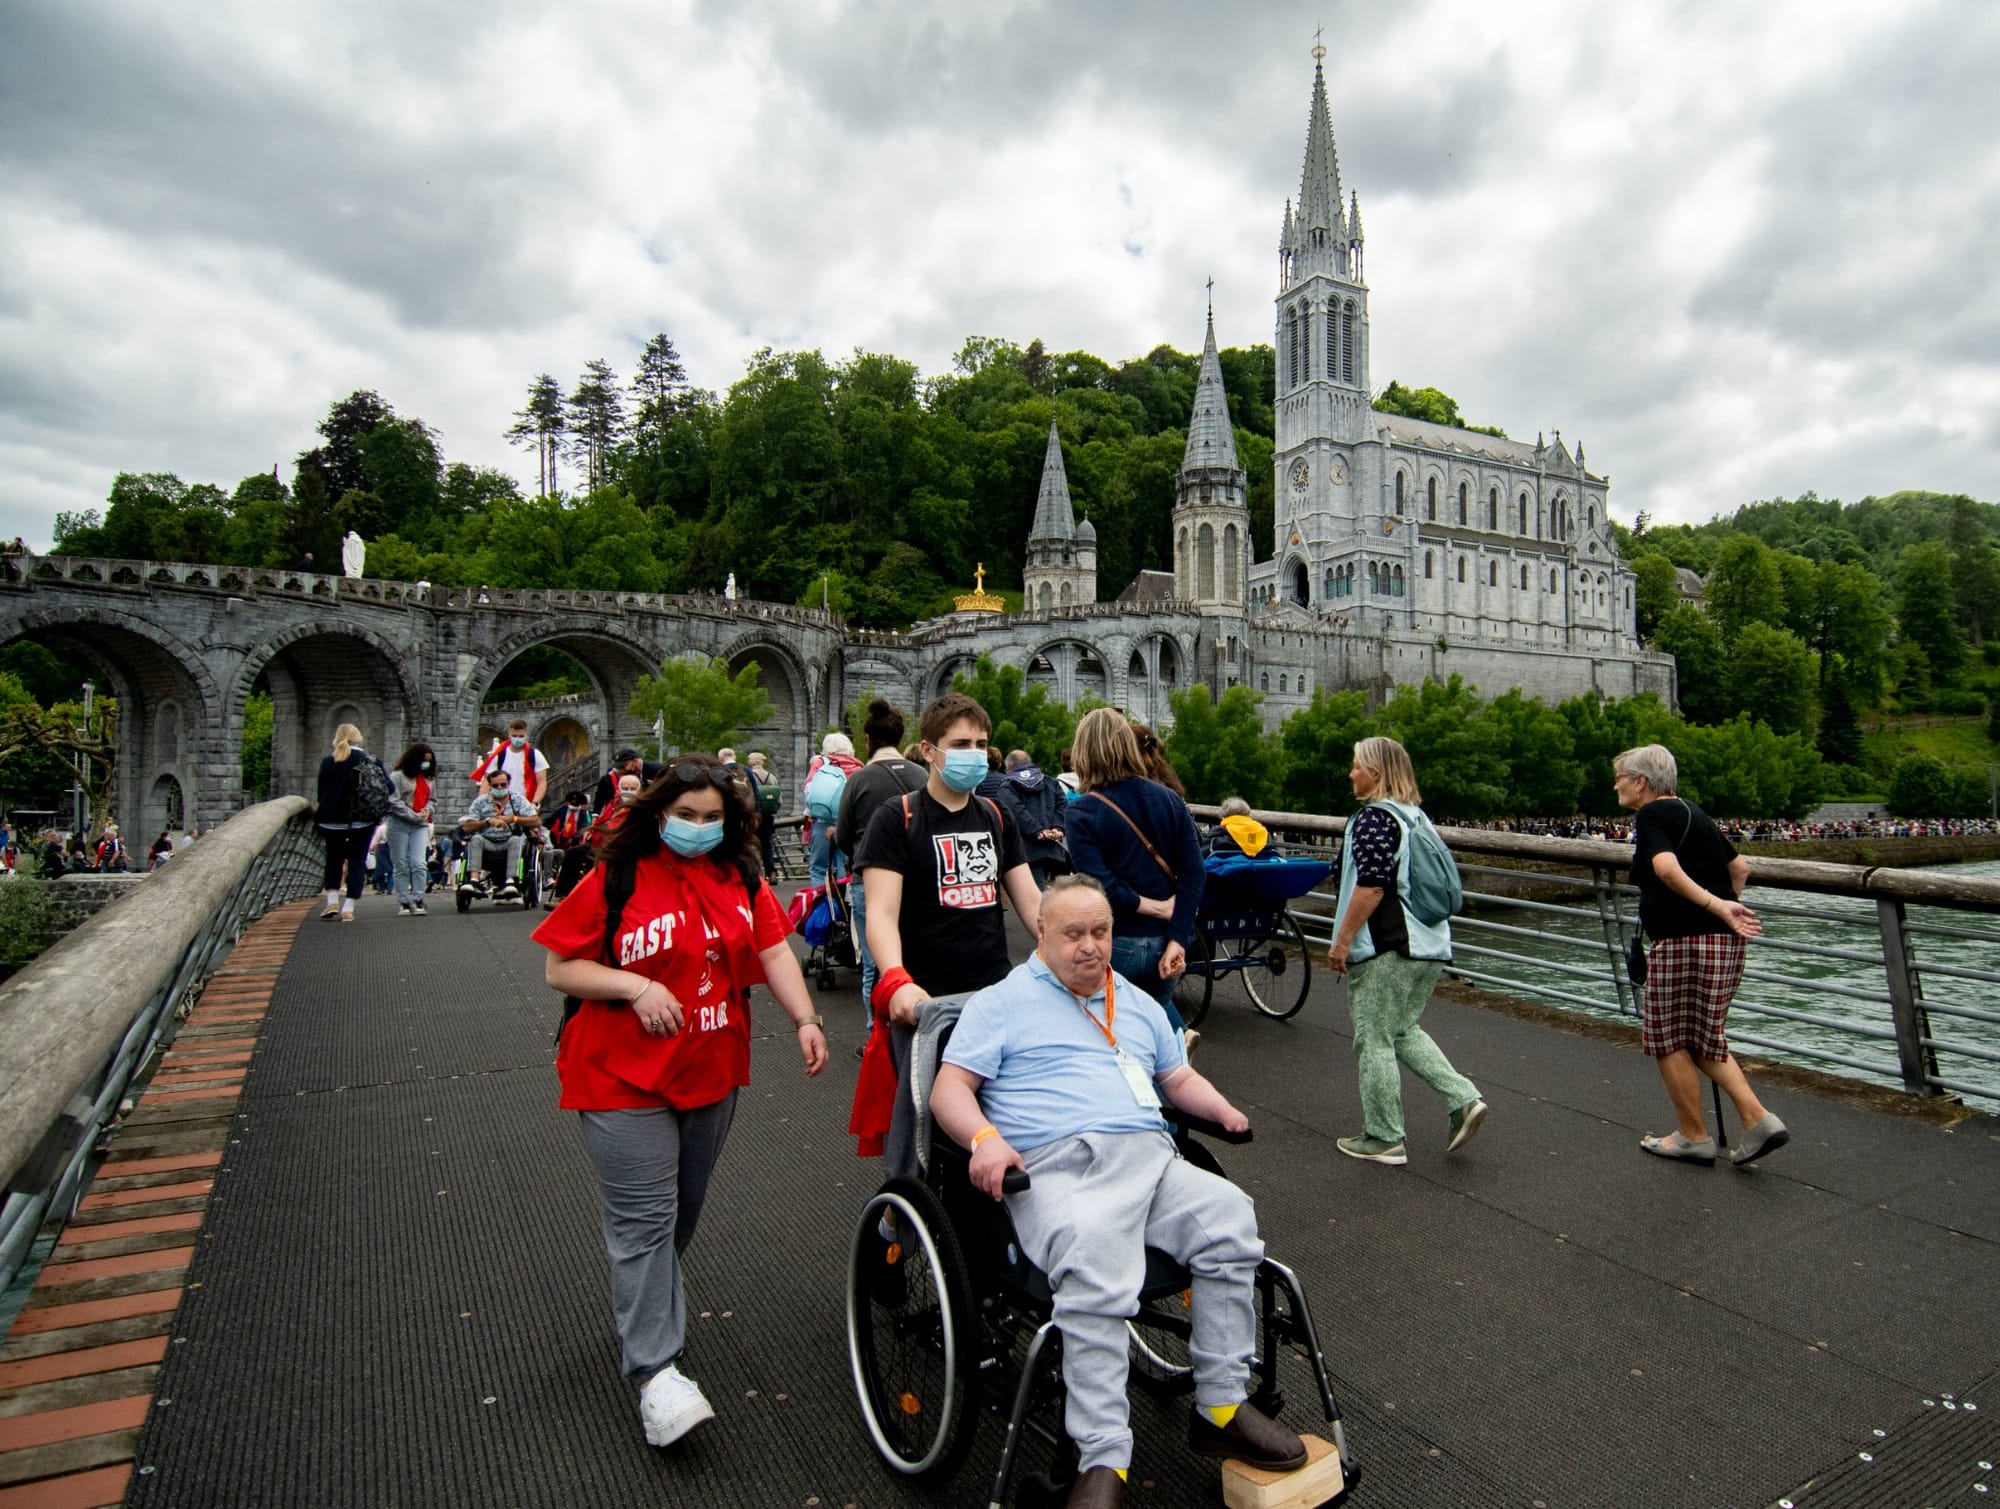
left=387, top=743, right=438, bottom=916
left=315, top=723, right=375, bottom=922
left=1062, top=707, right=1204, bottom=1036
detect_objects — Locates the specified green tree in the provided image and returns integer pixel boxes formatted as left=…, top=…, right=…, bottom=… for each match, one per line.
left=242, top=690, right=273, bottom=800
left=1652, top=605, right=1728, bottom=723
left=567, top=358, right=627, bottom=492
left=1721, top=621, right=1816, bottom=734
left=507, top=374, right=566, bottom=497
left=1675, top=717, right=1826, bottom=819
left=1949, top=496, right=2000, bottom=645
left=1628, top=553, right=1678, bottom=641
left=1486, top=689, right=1584, bottom=814
left=948, top=654, right=1081, bottom=773
left=1812, top=560, right=1891, bottom=703
left=1372, top=676, right=1509, bottom=819
left=1817, top=679, right=1864, bottom=767
left=1703, top=535, right=1785, bottom=643
left=628, top=656, right=775, bottom=757
left=1163, top=684, right=1281, bottom=806
left=358, top=416, right=443, bottom=540
left=1896, top=540, right=1963, bottom=676
left=1886, top=754, right=1955, bottom=817
left=1278, top=688, right=1373, bottom=815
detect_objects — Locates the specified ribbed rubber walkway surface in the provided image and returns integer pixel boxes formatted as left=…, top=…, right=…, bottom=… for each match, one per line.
left=125, top=894, right=2000, bottom=1508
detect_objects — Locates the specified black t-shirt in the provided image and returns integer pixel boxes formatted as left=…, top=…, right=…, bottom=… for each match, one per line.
left=853, top=787, right=1028, bottom=998
left=836, top=757, right=928, bottom=859
left=1630, top=798, right=1738, bottom=939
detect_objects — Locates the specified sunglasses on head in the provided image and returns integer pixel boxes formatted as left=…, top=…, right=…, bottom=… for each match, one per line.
left=669, top=759, right=721, bottom=786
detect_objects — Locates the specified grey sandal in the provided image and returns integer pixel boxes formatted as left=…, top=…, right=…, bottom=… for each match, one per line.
left=1640, top=1131, right=1716, bottom=1165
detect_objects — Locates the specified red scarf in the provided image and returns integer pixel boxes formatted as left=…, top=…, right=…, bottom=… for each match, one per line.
left=470, top=740, right=539, bottom=803
left=848, top=991, right=900, bottom=1156
left=412, top=774, right=431, bottom=813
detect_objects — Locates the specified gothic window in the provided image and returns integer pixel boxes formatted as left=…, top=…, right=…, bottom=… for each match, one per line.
left=1519, top=491, right=1529, bottom=534
left=1521, top=564, right=1530, bottom=589
left=1489, top=561, right=1498, bottom=587
left=1324, top=566, right=1336, bottom=599
left=1223, top=523, right=1240, bottom=600
left=1457, top=481, right=1468, bottom=525
left=1393, top=565, right=1406, bottom=597
left=1290, top=561, right=1308, bottom=606
left=1549, top=569, right=1558, bottom=592
left=1589, top=504, right=1598, bottom=529
left=1487, top=487, right=1498, bottom=530
left=1279, top=675, right=1288, bottom=694
left=1062, top=545, right=1071, bottom=565
left=1286, top=307, right=1300, bottom=388
left=1060, top=581, right=1073, bottom=606
left=1426, top=477, right=1437, bottom=520
left=1367, top=561, right=1379, bottom=595
left=1341, top=301, right=1355, bottom=383
left=1177, top=527, right=1189, bottom=597
left=1625, top=585, right=1632, bottom=610
left=1395, top=472, right=1405, bottom=513
left=1457, top=557, right=1467, bottom=583
left=1325, top=301, right=1338, bottom=377
left=1425, top=550, right=1435, bottom=579
left=1197, top=523, right=1216, bottom=599
left=1261, top=672, right=1270, bottom=691
left=1038, top=583, right=1053, bottom=611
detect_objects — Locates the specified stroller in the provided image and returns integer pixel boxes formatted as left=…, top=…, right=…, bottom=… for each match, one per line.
left=788, top=876, right=860, bottom=992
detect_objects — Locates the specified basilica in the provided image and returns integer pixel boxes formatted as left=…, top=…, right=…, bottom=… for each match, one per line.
left=1015, top=50, right=1674, bottom=727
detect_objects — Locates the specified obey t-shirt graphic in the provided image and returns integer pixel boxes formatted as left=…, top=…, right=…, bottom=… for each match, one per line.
left=934, top=828, right=999, bottom=908
left=855, top=788, right=1028, bottom=998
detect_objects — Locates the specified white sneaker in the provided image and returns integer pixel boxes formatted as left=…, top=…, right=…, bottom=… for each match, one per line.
left=639, top=1363, right=714, bottom=1446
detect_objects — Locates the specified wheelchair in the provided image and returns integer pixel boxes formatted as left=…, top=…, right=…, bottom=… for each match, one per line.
left=845, top=998, right=1354, bottom=1506
left=452, top=827, right=544, bottom=912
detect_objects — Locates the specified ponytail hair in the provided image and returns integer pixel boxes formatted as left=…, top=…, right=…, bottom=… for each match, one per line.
left=332, top=723, right=365, bottom=763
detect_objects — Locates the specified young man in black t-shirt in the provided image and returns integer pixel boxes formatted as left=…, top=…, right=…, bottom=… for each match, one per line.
left=850, top=692, right=1039, bottom=1177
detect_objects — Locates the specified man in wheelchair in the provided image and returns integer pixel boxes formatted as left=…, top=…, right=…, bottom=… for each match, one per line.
left=929, top=875, right=1307, bottom=1508
left=456, top=768, right=541, bottom=900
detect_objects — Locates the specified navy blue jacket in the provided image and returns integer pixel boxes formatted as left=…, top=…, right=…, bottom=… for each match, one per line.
left=1062, top=777, right=1204, bottom=945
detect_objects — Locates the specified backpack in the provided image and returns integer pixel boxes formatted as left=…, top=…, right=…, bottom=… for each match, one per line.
left=755, top=771, right=780, bottom=816
left=352, top=755, right=395, bottom=824
left=803, top=760, right=849, bottom=821
left=557, top=858, right=763, bottom=1042
left=1370, top=801, right=1464, bottom=926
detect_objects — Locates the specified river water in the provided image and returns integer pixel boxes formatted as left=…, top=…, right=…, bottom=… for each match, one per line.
left=1446, top=858, right=2000, bottom=1106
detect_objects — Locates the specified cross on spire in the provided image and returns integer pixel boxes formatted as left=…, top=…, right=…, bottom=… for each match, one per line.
left=1313, top=24, right=1325, bottom=62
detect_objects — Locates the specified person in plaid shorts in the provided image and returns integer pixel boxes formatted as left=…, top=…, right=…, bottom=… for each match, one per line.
left=1615, top=744, right=1790, bottom=1167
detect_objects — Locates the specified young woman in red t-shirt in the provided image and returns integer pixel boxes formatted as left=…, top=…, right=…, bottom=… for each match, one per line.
left=533, top=755, right=828, bottom=1448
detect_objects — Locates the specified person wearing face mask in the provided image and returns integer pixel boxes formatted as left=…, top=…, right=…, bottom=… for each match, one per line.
left=593, top=748, right=664, bottom=814
left=533, top=755, right=829, bottom=1449
left=848, top=693, right=1042, bottom=1175
left=468, top=718, right=550, bottom=809
left=388, top=744, right=439, bottom=916
left=458, top=771, right=542, bottom=900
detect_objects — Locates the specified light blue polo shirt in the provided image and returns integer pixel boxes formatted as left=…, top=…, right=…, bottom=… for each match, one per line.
left=942, top=953, right=1186, bottom=1152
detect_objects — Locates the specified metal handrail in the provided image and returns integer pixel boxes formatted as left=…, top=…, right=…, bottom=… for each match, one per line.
left=0, top=797, right=321, bottom=1296
left=1192, top=803, right=2000, bottom=1105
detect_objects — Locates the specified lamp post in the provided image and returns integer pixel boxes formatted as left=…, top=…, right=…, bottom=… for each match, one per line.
left=72, top=680, right=95, bottom=835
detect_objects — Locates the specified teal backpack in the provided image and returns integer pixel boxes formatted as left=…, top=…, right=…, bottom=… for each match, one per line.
left=1370, top=801, right=1464, bottom=926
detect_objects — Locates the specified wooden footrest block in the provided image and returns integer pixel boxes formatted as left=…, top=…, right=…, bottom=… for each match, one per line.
left=1220, top=1433, right=1345, bottom=1509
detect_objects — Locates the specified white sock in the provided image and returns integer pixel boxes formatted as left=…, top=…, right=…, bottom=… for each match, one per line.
left=325, top=890, right=338, bottom=907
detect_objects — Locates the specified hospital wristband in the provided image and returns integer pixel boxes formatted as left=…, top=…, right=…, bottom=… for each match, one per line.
left=970, top=1126, right=1001, bottom=1150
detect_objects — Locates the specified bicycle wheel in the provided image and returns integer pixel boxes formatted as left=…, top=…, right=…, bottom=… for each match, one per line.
left=1241, top=909, right=1311, bottom=1019
left=1173, top=932, right=1213, bottom=1029
left=847, top=1179, right=979, bottom=1480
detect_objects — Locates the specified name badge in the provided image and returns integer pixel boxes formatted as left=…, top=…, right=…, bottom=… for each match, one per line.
left=1114, top=1048, right=1161, bottom=1109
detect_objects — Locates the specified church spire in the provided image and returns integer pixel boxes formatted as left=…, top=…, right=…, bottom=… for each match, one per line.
left=1296, top=50, right=1346, bottom=245
left=1028, top=420, right=1076, bottom=541
left=1182, top=293, right=1240, bottom=473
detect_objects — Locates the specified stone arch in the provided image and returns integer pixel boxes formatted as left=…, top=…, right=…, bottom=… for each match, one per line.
left=237, top=620, right=424, bottom=810
left=924, top=654, right=980, bottom=704
left=1022, top=637, right=1110, bottom=707
left=1, top=604, right=221, bottom=836
left=721, top=632, right=813, bottom=774
left=148, top=772, right=185, bottom=836
left=1287, top=558, right=1309, bottom=607
left=460, top=618, right=674, bottom=778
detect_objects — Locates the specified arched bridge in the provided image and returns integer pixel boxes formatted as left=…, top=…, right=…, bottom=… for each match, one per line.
left=0, top=555, right=1206, bottom=835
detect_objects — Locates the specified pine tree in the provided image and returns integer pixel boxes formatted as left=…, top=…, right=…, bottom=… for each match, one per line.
left=630, top=334, right=691, bottom=447
left=567, top=359, right=626, bottom=494
left=506, top=374, right=566, bottom=496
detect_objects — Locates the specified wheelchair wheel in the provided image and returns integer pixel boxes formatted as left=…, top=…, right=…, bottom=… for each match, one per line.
left=1173, top=933, right=1213, bottom=1030
left=1128, top=1290, right=1195, bottom=1393
left=455, top=888, right=472, bottom=913
left=847, top=1179, right=978, bottom=1480
left=1240, top=909, right=1311, bottom=1020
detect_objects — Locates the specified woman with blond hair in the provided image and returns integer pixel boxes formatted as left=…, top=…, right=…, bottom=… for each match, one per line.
left=1326, top=736, right=1487, bottom=1165
left=314, top=723, right=378, bottom=922
left=1062, top=707, right=1204, bottom=1036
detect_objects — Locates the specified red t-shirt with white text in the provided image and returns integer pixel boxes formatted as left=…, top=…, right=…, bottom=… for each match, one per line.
left=532, top=856, right=790, bottom=1111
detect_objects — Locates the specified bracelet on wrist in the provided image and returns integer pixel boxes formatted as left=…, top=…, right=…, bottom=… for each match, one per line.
left=794, top=1013, right=824, bottom=1031
left=970, top=1126, right=1000, bottom=1150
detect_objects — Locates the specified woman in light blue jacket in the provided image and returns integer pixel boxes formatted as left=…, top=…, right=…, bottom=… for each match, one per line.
left=1325, top=736, right=1487, bottom=1166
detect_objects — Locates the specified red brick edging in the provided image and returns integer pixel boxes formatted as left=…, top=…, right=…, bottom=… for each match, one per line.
left=0, top=901, right=311, bottom=1508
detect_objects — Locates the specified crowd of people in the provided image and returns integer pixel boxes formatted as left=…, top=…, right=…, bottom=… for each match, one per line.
left=1453, top=814, right=2000, bottom=842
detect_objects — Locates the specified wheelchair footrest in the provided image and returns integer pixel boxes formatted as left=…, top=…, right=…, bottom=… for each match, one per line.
left=1220, top=1433, right=1346, bottom=1509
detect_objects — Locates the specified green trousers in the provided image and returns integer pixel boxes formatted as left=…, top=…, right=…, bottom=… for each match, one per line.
left=1346, top=952, right=1478, bottom=1145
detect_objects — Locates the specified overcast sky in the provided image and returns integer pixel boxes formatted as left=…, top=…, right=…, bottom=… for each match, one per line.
left=2, top=0, right=1995, bottom=550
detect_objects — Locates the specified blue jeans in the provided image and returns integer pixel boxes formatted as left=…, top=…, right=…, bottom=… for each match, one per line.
left=851, top=875, right=876, bottom=1033
left=808, top=824, right=845, bottom=887
left=388, top=822, right=428, bottom=907
left=1112, top=934, right=1185, bottom=1036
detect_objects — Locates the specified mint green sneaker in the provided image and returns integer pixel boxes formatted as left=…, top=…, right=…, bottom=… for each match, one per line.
left=1337, top=1135, right=1407, bottom=1166
left=1446, top=1098, right=1489, bottom=1153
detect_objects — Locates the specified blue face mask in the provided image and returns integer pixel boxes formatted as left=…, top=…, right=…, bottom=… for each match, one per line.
left=938, top=748, right=988, bottom=793
left=661, top=815, right=725, bottom=857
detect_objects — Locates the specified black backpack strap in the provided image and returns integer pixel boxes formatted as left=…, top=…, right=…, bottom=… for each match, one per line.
left=557, top=856, right=640, bottom=1043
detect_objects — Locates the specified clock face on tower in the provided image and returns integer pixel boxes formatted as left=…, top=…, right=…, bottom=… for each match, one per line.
left=1290, top=458, right=1311, bottom=493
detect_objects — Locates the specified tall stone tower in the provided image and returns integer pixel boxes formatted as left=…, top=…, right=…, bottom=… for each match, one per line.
left=1271, top=43, right=1371, bottom=607
left=1022, top=421, right=1096, bottom=610
left=1173, top=296, right=1250, bottom=612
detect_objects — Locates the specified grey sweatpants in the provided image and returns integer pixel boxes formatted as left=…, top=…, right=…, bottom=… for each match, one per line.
left=1007, top=1129, right=1263, bottom=1474
left=576, top=1093, right=738, bottom=1382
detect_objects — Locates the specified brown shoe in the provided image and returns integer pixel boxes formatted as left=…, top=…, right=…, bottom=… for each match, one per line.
left=1065, top=1465, right=1125, bottom=1508
left=1188, top=1400, right=1308, bottom=1472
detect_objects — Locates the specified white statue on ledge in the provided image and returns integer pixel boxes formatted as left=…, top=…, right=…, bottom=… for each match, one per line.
left=341, top=530, right=365, bottom=578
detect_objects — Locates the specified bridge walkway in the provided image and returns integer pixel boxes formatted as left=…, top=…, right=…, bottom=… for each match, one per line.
left=5, top=890, right=1999, bottom=1507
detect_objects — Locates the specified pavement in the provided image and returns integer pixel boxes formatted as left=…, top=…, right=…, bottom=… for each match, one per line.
left=94, top=888, right=2000, bottom=1507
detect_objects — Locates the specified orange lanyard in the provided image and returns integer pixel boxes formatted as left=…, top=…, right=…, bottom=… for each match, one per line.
left=1071, top=969, right=1117, bottom=1048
